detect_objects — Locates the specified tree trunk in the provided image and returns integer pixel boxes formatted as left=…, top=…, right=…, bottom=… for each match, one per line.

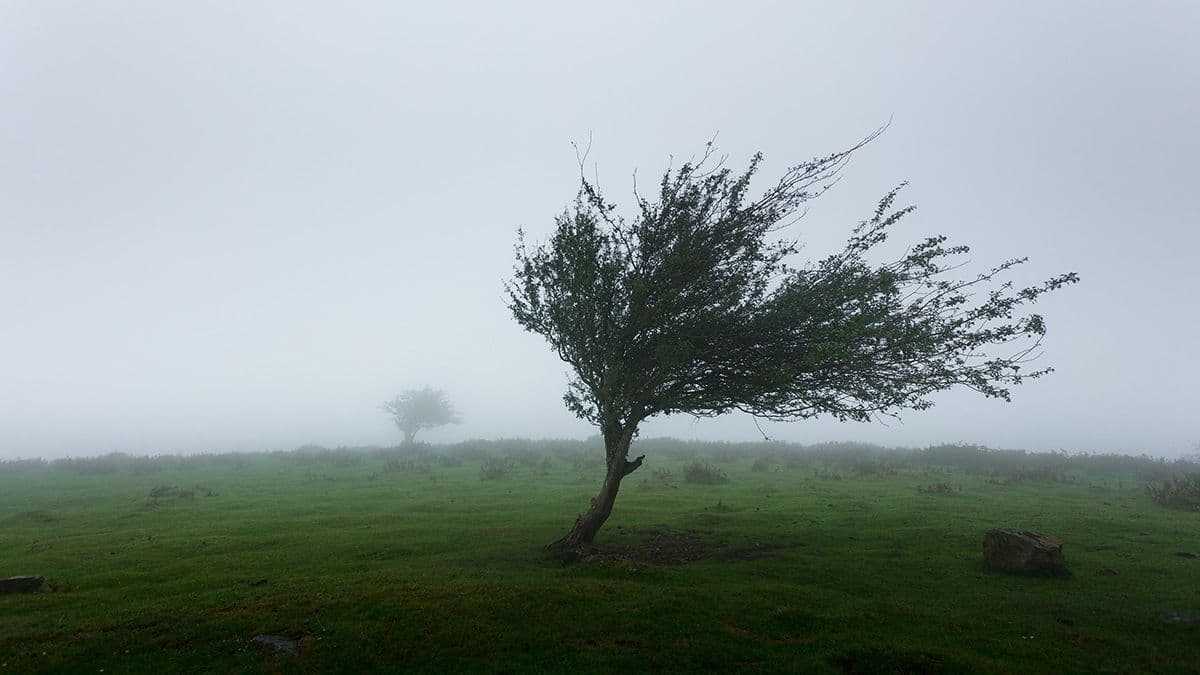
left=550, top=425, right=645, bottom=558
left=402, top=428, right=416, bottom=445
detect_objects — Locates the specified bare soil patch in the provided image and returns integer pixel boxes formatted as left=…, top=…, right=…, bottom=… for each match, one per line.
left=719, top=543, right=781, bottom=562
left=586, top=529, right=784, bottom=566
left=586, top=529, right=722, bottom=566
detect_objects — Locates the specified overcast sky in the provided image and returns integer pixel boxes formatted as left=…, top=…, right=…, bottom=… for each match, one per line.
left=2, top=1, right=1198, bottom=459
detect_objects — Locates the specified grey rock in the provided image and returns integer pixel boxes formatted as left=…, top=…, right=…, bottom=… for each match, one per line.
left=983, top=529, right=1067, bottom=574
left=0, top=576, right=44, bottom=594
left=1159, top=611, right=1197, bottom=625
left=251, top=635, right=298, bottom=654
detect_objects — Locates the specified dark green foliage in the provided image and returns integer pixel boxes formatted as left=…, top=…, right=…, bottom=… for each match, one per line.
left=508, top=134, right=1078, bottom=435
left=1146, top=474, right=1200, bottom=510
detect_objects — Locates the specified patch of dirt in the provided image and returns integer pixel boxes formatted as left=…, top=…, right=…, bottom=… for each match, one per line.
left=585, top=529, right=789, bottom=566
left=622, top=530, right=713, bottom=565
left=719, top=543, right=780, bottom=562
left=722, top=618, right=816, bottom=645
left=722, top=618, right=752, bottom=637
left=567, top=636, right=645, bottom=651
left=587, top=529, right=723, bottom=566
left=830, top=646, right=966, bottom=674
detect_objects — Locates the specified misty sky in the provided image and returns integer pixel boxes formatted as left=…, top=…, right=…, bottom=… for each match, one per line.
left=2, top=2, right=1198, bottom=458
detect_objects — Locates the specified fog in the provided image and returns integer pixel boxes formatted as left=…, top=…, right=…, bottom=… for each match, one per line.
left=2, top=2, right=1197, bottom=459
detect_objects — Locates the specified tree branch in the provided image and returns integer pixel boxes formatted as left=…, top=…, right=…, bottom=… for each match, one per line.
left=622, top=454, right=646, bottom=476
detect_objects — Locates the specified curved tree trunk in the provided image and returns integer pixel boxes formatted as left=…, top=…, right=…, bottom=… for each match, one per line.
left=551, top=425, right=644, bottom=558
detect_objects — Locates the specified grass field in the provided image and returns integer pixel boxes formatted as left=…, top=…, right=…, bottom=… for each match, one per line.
left=2, top=441, right=1198, bottom=673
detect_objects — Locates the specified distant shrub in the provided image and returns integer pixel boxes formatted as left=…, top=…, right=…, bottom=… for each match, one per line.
left=383, top=457, right=429, bottom=473
left=639, top=467, right=676, bottom=488
left=569, top=453, right=604, bottom=471
left=1147, top=474, right=1200, bottom=511
left=330, top=449, right=362, bottom=468
left=1007, top=467, right=1068, bottom=484
left=0, top=457, right=47, bottom=473
left=918, top=482, right=957, bottom=494
left=480, top=457, right=511, bottom=481
left=683, top=462, right=728, bottom=485
left=783, top=454, right=814, bottom=470
left=437, top=454, right=464, bottom=468
left=504, top=448, right=541, bottom=467
left=128, top=455, right=176, bottom=474
left=147, top=484, right=212, bottom=504
left=291, top=444, right=329, bottom=466
left=811, top=467, right=843, bottom=481
left=447, top=442, right=491, bottom=462
left=850, top=457, right=899, bottom=476
left=654, top=439, right=699, bottom=460
left=53, top=453, right=127, bottom=475
left=148, top=485, right=174, bottom=499
left=751, top=455, right=780, bottom=472
left=711, top=446, right=746, bottom=463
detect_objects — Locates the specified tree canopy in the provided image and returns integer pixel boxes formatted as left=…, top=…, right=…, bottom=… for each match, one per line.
left=380, top=386, right=460, bottom=445
left=507, top=134, right=1078, bottom=553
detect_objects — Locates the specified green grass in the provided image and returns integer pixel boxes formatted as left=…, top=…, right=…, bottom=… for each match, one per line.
left=1, top=447, right=1198, bottom=673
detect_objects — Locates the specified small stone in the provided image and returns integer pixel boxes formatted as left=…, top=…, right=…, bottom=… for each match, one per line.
left=1174, top=551, right=1198, bottom=559
left=251, top=635, right=299, bottom=654
left=1158, top=612, right=1197, bottom=625
left=1097, top=568, right=1117, bottom=576
left=248, top=578, right=268, bottom=587
left=0, top=576, right=43, bottom=594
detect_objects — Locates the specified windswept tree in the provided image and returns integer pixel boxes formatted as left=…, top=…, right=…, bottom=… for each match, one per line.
left=380, top=387, right=461, bottom=445
left=507, top=133, right=1078, bottom=555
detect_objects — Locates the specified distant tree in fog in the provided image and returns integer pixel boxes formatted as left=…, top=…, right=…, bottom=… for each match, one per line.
left=380, top=387, right=460, bottom=445
left=507, top=130, right=1078, bottom=556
